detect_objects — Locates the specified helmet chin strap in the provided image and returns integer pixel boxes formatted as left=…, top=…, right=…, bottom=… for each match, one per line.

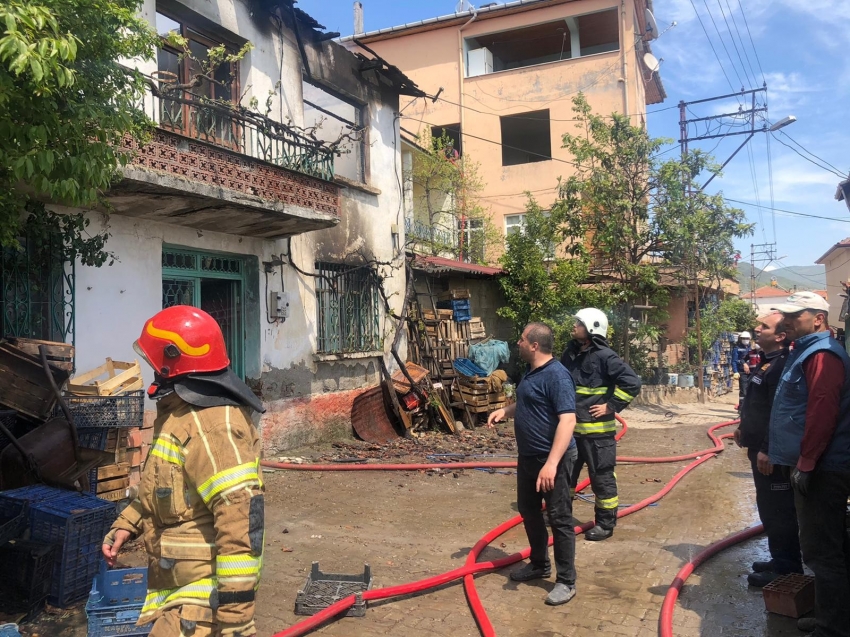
left=148, top=373, right=176, bottom=400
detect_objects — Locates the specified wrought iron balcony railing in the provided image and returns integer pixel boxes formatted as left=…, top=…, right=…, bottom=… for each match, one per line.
left=404, top=217, right=456, bottom=248
left=139, top=91, right=335, bottom=182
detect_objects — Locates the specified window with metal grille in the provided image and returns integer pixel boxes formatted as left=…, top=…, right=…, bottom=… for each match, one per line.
left=1, top=232, right=74, bottom=344
left=315, top=263, right=382, bottom=354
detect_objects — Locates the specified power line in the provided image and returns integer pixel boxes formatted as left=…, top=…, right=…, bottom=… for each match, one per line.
left=726, top=197, right=850, bottom=223
left=723, top=0, right=759, bottom=86
left=769, top=133, right=845, bottom=179
left=745, top=142, right=767, bottom=243
left=687, top=0, right=736, bottom=92
left=701, top=0, right=746, bottom=89
left=735, top=0, right=766, bottom=84
left=716, top=0, right=755, bottom=88
left=765, top=132, right=777, bottom=243
left=777, top=130, right=846, bottom=176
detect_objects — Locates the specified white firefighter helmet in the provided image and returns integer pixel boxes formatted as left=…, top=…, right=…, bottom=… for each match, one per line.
left=740, top=331, right=751, bottom=340
left=575, top=308, right=608, bottom=337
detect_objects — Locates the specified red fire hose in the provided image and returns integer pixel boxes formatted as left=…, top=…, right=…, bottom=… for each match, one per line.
left=262, top=416, right=752, bottom=637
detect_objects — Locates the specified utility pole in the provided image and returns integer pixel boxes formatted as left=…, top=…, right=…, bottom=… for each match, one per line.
left=678, top=87, right=770, bottom=404
left=749, top=242, right=777, bottom=309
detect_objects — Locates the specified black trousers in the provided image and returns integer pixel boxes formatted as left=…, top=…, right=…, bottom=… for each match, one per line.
left=516, top=445, right=578, bottom=585
left=570, top=434, right=618, bottom=530
left=795, top=468, right=850, bottom=637
left=739, top=373, right=750, bottom=399
left=747, top=448, right=801, bottom=573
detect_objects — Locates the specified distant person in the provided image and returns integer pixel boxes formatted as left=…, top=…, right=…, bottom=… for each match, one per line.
left=769, top=291, right=850, bottom=637
left=733, top=313, right=801, bottom=587
left=560, top=308, right=641, bottom=541
left=487, top=322, right=578, bottom=606
left=733, top=331, right=754, bottom=399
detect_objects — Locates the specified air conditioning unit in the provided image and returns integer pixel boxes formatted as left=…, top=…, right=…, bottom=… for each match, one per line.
left=467, top=47, right=493, bottom=77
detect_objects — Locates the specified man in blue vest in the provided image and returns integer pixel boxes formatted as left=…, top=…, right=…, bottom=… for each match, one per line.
left=769, top=291, right=850, bottom=637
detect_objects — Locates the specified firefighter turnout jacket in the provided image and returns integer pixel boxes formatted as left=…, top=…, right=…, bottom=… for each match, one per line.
left=560, top=336, right=642, bottom=435
left=104, top=393, right=263, bottom=635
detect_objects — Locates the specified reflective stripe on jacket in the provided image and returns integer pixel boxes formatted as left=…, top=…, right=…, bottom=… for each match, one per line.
left=107, top=393, right=264, bottom=634
left=560, top=337, right=642, bottom=436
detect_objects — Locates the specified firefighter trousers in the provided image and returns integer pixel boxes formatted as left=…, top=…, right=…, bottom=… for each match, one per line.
left=149, top=608, right=219, bottom=637
left=570, top=434, right=618, bottom=530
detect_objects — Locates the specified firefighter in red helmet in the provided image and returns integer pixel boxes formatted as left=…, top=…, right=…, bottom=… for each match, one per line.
left=102, top=306, right=265, bottom=637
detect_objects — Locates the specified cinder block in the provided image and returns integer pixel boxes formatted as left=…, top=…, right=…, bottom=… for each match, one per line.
left=763, top=574, right=815, bottom=618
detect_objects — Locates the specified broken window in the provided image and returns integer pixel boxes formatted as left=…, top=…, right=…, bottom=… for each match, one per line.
left=303, top=82, right=366, bottom=183
left=431, top=124, right=462, bottom=158
left=500, top=110, right=551, bottom=166
left=465, top=9, right=620, bottom=77
left=315, top=263, right=382, bottom=354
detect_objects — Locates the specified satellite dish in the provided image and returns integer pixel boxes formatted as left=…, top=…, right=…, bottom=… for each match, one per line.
left=645, top=9, right=659, bottom=40
left=643, top=52, right=661, bottom=73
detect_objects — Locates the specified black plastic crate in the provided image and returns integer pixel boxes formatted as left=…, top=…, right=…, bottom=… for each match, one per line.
left=0, top=538, right=56, bottom=620
left=77, top=427, right=110, bottom=451
left=60, top=391, right=144, bottom=429
left=0, top=501, right=28, bottom=546
left=295, top=562, right=372, bottom=617
left=0, top=410, right=18, bottom=450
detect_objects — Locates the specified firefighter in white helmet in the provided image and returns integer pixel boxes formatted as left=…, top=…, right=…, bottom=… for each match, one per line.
left=560, top=308, right=641, bottom=541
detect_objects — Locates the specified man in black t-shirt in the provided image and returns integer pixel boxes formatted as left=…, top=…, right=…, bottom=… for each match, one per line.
left=488, top=322, right=578, bottom=606
left=734, top=312, right=801, bottom=587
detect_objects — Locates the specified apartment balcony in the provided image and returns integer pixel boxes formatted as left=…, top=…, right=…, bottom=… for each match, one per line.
left=405, top=216, right=457, bottom=248
left=106, top=94, right=341, bottom=238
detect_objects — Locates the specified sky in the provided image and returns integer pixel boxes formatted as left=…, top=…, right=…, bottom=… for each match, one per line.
left=301, top=0, right=849, bottom=274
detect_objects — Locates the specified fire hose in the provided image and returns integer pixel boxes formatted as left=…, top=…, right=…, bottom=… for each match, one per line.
left=260, top=415, right=761, bottom=637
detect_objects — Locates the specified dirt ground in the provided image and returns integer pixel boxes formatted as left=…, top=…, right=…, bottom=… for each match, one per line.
left=18, top=399, right=810, bottom=637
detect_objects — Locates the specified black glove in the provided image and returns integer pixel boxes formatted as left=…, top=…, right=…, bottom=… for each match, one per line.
left=790, top=468, right=811, bottom=496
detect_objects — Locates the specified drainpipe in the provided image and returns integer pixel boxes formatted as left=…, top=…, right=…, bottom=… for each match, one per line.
left=620, top=0, right=630, bottom=118
left=457, top=5, right=477, bottom=260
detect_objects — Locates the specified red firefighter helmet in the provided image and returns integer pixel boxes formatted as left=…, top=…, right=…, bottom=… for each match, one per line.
left=134, top=306, right=229, bottom=379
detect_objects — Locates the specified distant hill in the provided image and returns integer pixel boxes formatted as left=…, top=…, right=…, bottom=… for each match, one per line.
left=737, top=262, right=826, bottom=293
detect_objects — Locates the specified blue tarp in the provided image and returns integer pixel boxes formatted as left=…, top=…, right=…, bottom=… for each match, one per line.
left=468, top=340, right=510, bottom=376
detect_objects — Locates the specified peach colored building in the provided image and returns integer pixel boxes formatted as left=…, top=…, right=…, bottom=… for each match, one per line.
left=816, top=238, right=850, bottom=320
left=342, top=0, right=665, bottom=253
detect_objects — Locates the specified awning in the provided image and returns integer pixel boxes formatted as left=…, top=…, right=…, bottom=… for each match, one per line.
left=410, top=255, right=503, bottom=277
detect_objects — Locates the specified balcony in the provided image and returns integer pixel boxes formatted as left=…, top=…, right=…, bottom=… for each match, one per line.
left=405, top=216, right=456, bottom=250
left=106, top=94, right=341, bottom=239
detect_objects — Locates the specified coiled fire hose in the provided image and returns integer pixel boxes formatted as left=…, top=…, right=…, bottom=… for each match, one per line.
left=260, top=415, right=760, bottom=637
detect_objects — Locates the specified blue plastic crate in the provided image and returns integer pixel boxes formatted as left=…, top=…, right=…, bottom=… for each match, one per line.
left=27, top=493, right=116, bottom=607
left=0, top=485, right=67, bottom=521
left=436, top=298, right=471, bottom=312
left=453, top=308, right=471, bottom=322
left=86, top=564, right=151, bottom=637
left=77, top=427, right=110, bottom=451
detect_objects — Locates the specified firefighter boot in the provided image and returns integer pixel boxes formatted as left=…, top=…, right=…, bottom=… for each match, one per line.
left=584, top=525, right=614, bottom=541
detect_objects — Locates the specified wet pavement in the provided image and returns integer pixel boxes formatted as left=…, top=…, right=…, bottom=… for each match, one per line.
left=17, top=399, right=809, bottom=636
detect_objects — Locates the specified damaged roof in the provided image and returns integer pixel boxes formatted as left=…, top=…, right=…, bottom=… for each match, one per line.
left=411, top=254, right=503, bottom=277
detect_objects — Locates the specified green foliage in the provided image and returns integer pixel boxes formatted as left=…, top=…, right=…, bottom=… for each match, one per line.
left=717, top=297, right=757, bottom=332
left=0, top=0, right=157, bottom=247
left=409, top=131, right=500, bottom=263
left=497, top=198, right=601, bottom=342
left=685, top=298, right=755, bottom=362
left=21, top=201, right=116, bottom=267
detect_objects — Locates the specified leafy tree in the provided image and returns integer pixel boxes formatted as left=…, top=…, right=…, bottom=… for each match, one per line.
left=408, top=131, right=500, bottom=263
left=0, top=0, right=157, bottom=247
left=717, top=297, right=757, bottom=332
left=685, top=297, right=756, bottom=359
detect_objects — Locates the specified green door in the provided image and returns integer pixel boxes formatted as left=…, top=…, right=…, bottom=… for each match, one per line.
left=161, top=246, right=246, bottom=378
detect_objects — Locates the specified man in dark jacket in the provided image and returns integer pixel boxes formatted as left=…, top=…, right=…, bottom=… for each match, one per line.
left=733, top=312, right=801, bottom=587
left=769, top=291, right=850, bottom=637
left=560, top=308, right=641, bottom=541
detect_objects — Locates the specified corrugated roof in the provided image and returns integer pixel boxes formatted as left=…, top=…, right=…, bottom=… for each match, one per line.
left=411, top=254, right=503, bottom=277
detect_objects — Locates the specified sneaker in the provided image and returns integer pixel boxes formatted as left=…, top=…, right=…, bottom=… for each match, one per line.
left=510, top=562, right=551, bottom=582
left=751, top=560, right=775, bottom=573
left=797, top=617, right=816, bottom=633
left=545, top=583, right=576, bottom=606
left=584, top=525, right=614, bottom=541
left=747, top=570, right=780, bottom=587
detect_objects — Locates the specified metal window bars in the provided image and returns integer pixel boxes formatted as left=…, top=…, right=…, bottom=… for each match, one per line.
left=315, top=263, right=382, bottom=355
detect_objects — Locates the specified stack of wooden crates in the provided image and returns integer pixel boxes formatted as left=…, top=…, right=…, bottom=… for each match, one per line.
left=66, top=359, right=149, bottom=501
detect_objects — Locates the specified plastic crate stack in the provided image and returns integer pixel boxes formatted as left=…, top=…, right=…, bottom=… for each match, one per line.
left=86, top=563, right=152, bottom=636
left=0, top=485, right=116, bottom=607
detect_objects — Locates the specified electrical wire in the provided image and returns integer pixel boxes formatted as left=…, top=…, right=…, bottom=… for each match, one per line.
left=700, top=0, right=745, bottom=89
left=717, top=0, right=756, bottom=87
left=687, top=0, right=736, bottom=93
left=735, top=0, right=766, bottom=85
left=745, top=142, right=767, bottom=244
left=776, top=130, right=847, bottom=177
left=722, top=0, right=759, bottom=86
left=725, top=198, right=850, bottom=223
left=765, top=131, right=777, bottom=243
left=769, top=133, right=845, bottom=179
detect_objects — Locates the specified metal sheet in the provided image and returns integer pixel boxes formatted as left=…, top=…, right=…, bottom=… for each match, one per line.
left=350, top=385, right=399, bottom=444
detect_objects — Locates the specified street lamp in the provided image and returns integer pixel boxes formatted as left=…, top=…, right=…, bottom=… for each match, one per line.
left=769, top=116, right=797, bottom=132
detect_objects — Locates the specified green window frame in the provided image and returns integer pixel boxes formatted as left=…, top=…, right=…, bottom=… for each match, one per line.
left=161, top=245, right=256, bottom=379
left=315, top=262, right=382, bottom=355
left=1, top=232, right=74, bottom=345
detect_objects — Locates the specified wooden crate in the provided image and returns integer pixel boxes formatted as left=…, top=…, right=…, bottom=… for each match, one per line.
left=0, top=342, right=69, bottom=420
left=422, top=309, right=437, bottom=320
left=436, top=309, right=453, bottom=320
left=438, top=289, right=470, bottom=301
left=68, top=359, right=143, bottom=396
left=97, top=489, right=129, bottom=502
left=4, top=338, right=75, bottom=372
left=391, top=362, right=430, bottom=394
left=97, top=463, right=130, bottom=480
left=96, top=476, right=130, bottom=494
left=459, top=377, right=490, bottom=391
